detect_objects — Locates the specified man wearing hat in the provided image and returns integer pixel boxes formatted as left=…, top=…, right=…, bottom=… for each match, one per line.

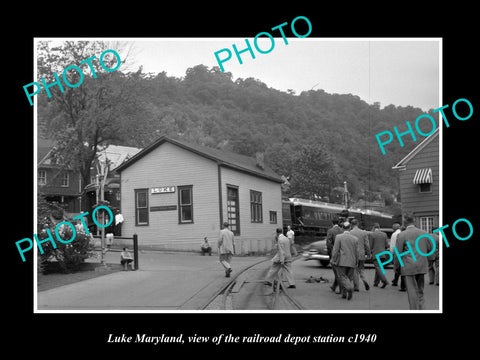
left=331, top=221, right=360, bottom=300
left=218, top=221, right=235, bottom=277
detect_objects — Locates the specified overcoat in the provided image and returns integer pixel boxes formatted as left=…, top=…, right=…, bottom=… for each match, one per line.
left=369, top=229, right=389, bottom=256
left=331, top=231, right=359, bottom=268
left=326, top=225, right=344, bottom=256
left=395, top=225, right=433, bottom=276
left=350, top=226, right=370, bottom=260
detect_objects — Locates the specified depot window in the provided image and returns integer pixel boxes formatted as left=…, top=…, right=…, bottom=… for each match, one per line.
left=178, top=185, right=194, bottom=224
left=269, top=211, right=277, bottom=224
left=250, top=190, right=263, bottom=223
left=135, top=188, right=149, bottom=226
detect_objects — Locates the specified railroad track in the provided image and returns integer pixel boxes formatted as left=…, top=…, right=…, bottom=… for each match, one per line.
left=201, top=256, right=305, bottom=310
left=270, top=279, right=305, bottom=310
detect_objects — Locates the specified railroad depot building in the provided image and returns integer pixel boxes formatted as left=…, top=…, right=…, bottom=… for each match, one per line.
left=392, top=128, right=439, bottom=232
left=115, top=136, right=283, bottom=254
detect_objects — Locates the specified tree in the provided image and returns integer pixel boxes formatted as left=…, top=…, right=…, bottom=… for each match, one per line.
left=38, top=40, right=150, bottom=189
left=287, top=143, right=340, bottom=199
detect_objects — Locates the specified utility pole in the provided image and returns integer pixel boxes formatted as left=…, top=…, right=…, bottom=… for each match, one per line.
left=95, top=156, right=109, bottom=266
left=343, top=181, right=350, bottom=209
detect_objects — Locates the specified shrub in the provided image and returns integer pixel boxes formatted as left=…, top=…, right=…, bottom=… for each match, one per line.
left=39, top=226, right=96, bottom=274
left=37, top=193, right=96, bottom=273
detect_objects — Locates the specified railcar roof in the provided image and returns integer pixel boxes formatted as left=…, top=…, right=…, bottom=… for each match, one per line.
left=289, top=198, right=392, bottom=218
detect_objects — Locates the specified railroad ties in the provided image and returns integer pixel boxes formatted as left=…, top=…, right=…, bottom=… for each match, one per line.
left=202, top=256, right=305, bottom=311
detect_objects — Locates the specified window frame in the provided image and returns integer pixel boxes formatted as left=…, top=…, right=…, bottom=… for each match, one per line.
left=419, top=216, right=434, bottom=233
left=134, top=188, right=149, bottom=226
left=178, top=185, right=194, bottom=224
left=61, top=172, right=69, bottom=187
left=38, top=170, right=47, bottom=185
left=419, top=183, right=432, bottom=193
left=250, top=190, right=263, bottom=223
left=269, top=210, right=277, bottom=224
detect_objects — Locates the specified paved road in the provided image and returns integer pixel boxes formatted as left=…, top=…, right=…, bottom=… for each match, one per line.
left=37, top=250, right=268, bottom=311
left=37, top=250, right=440, bottom=311
left=291, top=258, right=440, bottom=311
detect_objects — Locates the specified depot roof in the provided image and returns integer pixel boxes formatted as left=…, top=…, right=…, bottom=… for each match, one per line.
left=114, top=136, right=283, bottom=183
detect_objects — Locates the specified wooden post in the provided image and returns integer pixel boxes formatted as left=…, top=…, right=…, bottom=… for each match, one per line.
left=133, top=234, right=139, bottom=270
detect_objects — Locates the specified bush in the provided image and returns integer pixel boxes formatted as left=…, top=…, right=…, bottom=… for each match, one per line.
left=37, top=192, right=96, bottom=273
left=39, top=227, right=96, bottom=274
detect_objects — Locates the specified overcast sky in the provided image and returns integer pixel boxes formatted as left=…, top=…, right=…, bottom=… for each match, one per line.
left=125, top=38, right=440, bottom=112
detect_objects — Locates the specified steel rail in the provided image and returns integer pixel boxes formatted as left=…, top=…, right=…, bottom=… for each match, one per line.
left=202, top=254, right=305, bottom=310
left=277, top=282, right=306, bottom=310
left=200, top=256, right=273, bottom=310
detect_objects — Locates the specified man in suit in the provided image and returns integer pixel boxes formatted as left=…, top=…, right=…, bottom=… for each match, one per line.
left=395, top=215, right=434, bottom=310
left=326, top=219, right=344, bottom=293
left=390, top=223, right=406, bottom=291
left=218, top=222, right=235, bottom=277
left=350, top=219, right=371, bottom=291
left=331, top=222, right=360, bottom=300
left=265, top=228, right=296, bottom=288
left=369, top=223, right=390, bottom=288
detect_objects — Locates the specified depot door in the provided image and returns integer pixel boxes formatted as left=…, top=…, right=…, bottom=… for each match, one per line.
left=227, top=186, right=240, bottom=235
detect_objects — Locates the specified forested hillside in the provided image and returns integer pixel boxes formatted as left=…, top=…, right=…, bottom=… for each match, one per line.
left=38, top=45, right=433, bottom=208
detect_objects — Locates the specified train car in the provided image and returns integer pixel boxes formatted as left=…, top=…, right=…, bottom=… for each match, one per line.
left=282, top=197, right=394, bottom=238
left=284, top=198, right=346, bottom=237
left=348, top=208, right=395, bottom=231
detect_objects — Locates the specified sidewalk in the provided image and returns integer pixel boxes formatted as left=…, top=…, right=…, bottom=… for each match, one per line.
left=36, top=250, right=268, bottom=311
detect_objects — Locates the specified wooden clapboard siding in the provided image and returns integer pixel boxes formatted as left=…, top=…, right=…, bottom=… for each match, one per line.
left=118, top=137, right=284, bottom=252
left=398, top=132, right=439, bottom=224
left=220, top=166, right=283, bottom=253
left=120, top=141, right=220, bottom=249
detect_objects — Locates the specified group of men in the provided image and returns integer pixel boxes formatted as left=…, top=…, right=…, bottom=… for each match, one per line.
left=215, top=222, right=297, bottom=289
left=326, top=215, right=439, bottom=309
left=213, top=215, right=439, bottom=310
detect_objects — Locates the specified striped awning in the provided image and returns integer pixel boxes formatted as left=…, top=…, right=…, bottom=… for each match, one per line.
left=413, top=168, right=433, bottom=184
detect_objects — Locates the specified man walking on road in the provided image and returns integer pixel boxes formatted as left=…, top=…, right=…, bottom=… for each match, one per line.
left=265, top=228, right=296, bottom=288
left=218, top=222, right=235, bottom=277
left=370, top=223, right=390, bottom=288
left=331, top=222, right=360, bottom=300
left=326, top=219, right=344, bottom=293
left=390, top=223, right=406, bottom=291
left=350, top=219, right=370, bottom=291
left=395, top=215, right=433, bottom=310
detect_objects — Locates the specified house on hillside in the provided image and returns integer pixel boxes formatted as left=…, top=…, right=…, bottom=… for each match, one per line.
left=114, top=136, right=284, bottom=254
left=392, top=128, right=439, bottom=232
left=83, top=145, right=141, bottom=215
left=37, top=138, right=82, bottom=216
left=38, top=138, right=140, bottom=227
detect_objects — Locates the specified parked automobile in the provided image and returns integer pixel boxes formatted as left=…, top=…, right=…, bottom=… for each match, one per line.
left=302, top=228, right=394, bottom=267
left=302, top=238, right=330, bottom=267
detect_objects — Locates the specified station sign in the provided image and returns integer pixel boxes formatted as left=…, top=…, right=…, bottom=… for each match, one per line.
left=151, top=186, right=175, bottom=194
